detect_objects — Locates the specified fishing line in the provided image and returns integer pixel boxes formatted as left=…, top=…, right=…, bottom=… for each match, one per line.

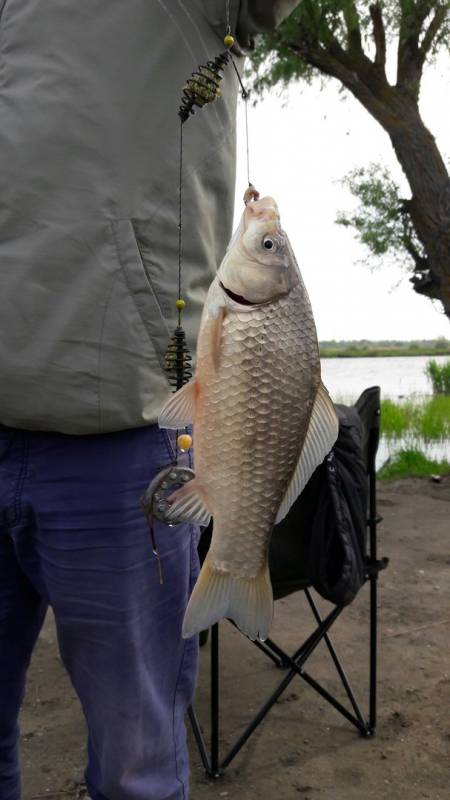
left=226, top=0, right=231, bottom=31
left=178, top=119, right=183, bottom=318
left=141, top=4, right=254, bottom=566
left=229, top=54, right=252, bottom=187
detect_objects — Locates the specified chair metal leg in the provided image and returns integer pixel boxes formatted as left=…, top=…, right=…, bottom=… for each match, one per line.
left=369, top=572, right=377, bottom=734
left=220, top=604, right=343, bottom=770
left=304, top=588, right=369, bottom=734
left=210, top=623, right=221, bottom=776
left=187, top=705, right=211, bottom=773
left=252, top=634, right=292, bottom=668
left=368, top=449, right=378, bottom=734
left=298, top=670, right=366, bottom=733
left=189, top=576, right=382, bottom=774
left=186, top=624, right=221, bottom=779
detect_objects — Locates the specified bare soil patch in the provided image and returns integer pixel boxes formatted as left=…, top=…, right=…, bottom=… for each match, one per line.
left=20, top=477, right=450, bottom=800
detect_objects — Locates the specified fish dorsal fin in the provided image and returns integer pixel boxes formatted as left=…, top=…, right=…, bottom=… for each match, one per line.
left=158, top=379, right=198, bottom=430
left=275, top=383, right=339, bottom=525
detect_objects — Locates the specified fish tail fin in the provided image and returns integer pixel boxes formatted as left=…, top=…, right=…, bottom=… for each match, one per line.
left=182, top=555, right=273, bottom=642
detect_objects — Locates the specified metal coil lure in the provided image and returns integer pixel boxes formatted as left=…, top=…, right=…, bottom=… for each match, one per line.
left=179, top=51, right=231, bottom=123
left=165, top=323, right=193, bottom=391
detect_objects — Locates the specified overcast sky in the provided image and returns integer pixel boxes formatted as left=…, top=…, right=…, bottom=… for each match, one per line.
left=233, top=54, right=449, bottom=342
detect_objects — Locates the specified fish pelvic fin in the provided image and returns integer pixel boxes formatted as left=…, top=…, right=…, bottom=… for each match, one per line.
left=275, top=382, right=339, bottom=525
left=182, top=555, right=273, bottom=642
left=159, top=379, right=198, bottom=429
left=165, top=478, right=211, bottom=526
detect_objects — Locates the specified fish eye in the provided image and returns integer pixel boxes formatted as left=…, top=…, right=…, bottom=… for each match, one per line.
left=263, top=237, right=275, bottom=251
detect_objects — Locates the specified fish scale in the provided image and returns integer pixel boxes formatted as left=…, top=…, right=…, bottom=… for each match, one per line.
left=194, top=282, right=320, bottom=579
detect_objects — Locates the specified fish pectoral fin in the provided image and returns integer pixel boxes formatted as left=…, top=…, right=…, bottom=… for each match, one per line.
left=158, top=379, right=198, bottom=429
left=182, top=556, right=273, bottom=642
left=209, top=307, right=224, bottom=372
left=275, top=382, right=339, bottom=525
left=164, top=478, right=211, bottom=526
left=202, top=307, right=224, bottom=372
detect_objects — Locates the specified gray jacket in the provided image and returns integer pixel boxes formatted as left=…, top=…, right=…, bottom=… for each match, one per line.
left=0, top=0, right=298, bottom=434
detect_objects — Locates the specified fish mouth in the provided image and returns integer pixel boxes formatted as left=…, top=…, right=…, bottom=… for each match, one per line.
left=219, top=281, right=269, bottom=306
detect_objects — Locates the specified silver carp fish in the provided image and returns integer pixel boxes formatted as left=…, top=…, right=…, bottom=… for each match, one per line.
left=159, top=192, right=338, bottom=641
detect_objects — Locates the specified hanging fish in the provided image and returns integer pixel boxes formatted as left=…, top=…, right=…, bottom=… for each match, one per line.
left=158, top=192, right=338, bottom=641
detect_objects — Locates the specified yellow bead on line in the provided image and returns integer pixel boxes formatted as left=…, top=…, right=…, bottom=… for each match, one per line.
left=176, top=299, right=186, bottom=311
left=224, top=34, right=235, bottom=48
left=177, top=434, right=193, bottom=452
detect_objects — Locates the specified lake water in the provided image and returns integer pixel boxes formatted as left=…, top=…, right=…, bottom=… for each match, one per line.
left=320, top=354, right=449, bottom=403
left=320, top=354, right=450, bottom=467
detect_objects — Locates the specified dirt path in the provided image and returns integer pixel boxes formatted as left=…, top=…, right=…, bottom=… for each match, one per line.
left=19, top=477, right=450, bottom=800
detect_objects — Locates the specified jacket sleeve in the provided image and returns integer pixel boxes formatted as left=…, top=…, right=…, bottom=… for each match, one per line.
left=236, top=1, right=301, bottom=48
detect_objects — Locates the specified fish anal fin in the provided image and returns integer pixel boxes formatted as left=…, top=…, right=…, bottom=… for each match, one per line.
left=275, top=382, right=339, bottom=525
left=158, top=379, right=198, bottom=430
left=182, top=557, right=273, bottom=642
left=165, top=478, right=211, bottom=526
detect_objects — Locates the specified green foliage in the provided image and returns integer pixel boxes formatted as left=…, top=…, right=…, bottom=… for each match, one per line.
left=249, top=1, right=450, bottom=94
left=248, top=2, right=449, bottom=290
left=377, top=448, right=450, bottom=480
left=433, top=336, right=450, bottom=350
left=425, top=359, right=450, bottom=394
left=249, top=1, right=385, bottom=93
left=335, top=163, right=425, bottom=269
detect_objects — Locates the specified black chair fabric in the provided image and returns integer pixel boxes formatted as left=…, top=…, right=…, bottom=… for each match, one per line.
left=270, top=404, right=367, bottom=605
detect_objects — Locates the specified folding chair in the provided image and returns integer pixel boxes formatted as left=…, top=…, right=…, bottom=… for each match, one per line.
left=188, top=386, right=388, bottom=778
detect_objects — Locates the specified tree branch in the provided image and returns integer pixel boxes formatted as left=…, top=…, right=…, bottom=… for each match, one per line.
left=397, top=0, right=437, bottom=98
left=420, top=4, right=448, bottom=58
left=342, top=0, right=362, bottom=53
left=369, top=3, right=386, bottom=69
left=402, top=233, right=428, bottom=270
left=287, top=39, right=397, bottom=128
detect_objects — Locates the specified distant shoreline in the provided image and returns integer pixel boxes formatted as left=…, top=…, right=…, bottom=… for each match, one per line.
left=320, top=347, right=450, bottom=359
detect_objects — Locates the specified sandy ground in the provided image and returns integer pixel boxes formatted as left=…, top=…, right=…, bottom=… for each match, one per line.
left=19, top=477, right=450, bottom=800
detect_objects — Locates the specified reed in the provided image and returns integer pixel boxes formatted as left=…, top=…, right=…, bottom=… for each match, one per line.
left=378, top=449, right=450, bottom=480
left=380, top=396, right=450, bottom=442
left=425, top=359, right=450, bottom=394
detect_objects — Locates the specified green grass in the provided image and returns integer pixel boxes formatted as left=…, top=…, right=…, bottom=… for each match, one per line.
left=381, top=396, right=450, bottom=442
left=378, top=449, right=450, bottom=480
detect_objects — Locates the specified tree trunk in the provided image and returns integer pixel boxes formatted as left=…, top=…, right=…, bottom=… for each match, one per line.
left=288, top=20, right=450, bottom=319
left=336, top=77, right=450, bottom=319
left=382, top=96, right=450, bottom=319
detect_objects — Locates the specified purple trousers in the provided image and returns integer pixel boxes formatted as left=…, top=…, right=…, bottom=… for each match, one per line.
left=0, top=423, right=199, bottom=800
